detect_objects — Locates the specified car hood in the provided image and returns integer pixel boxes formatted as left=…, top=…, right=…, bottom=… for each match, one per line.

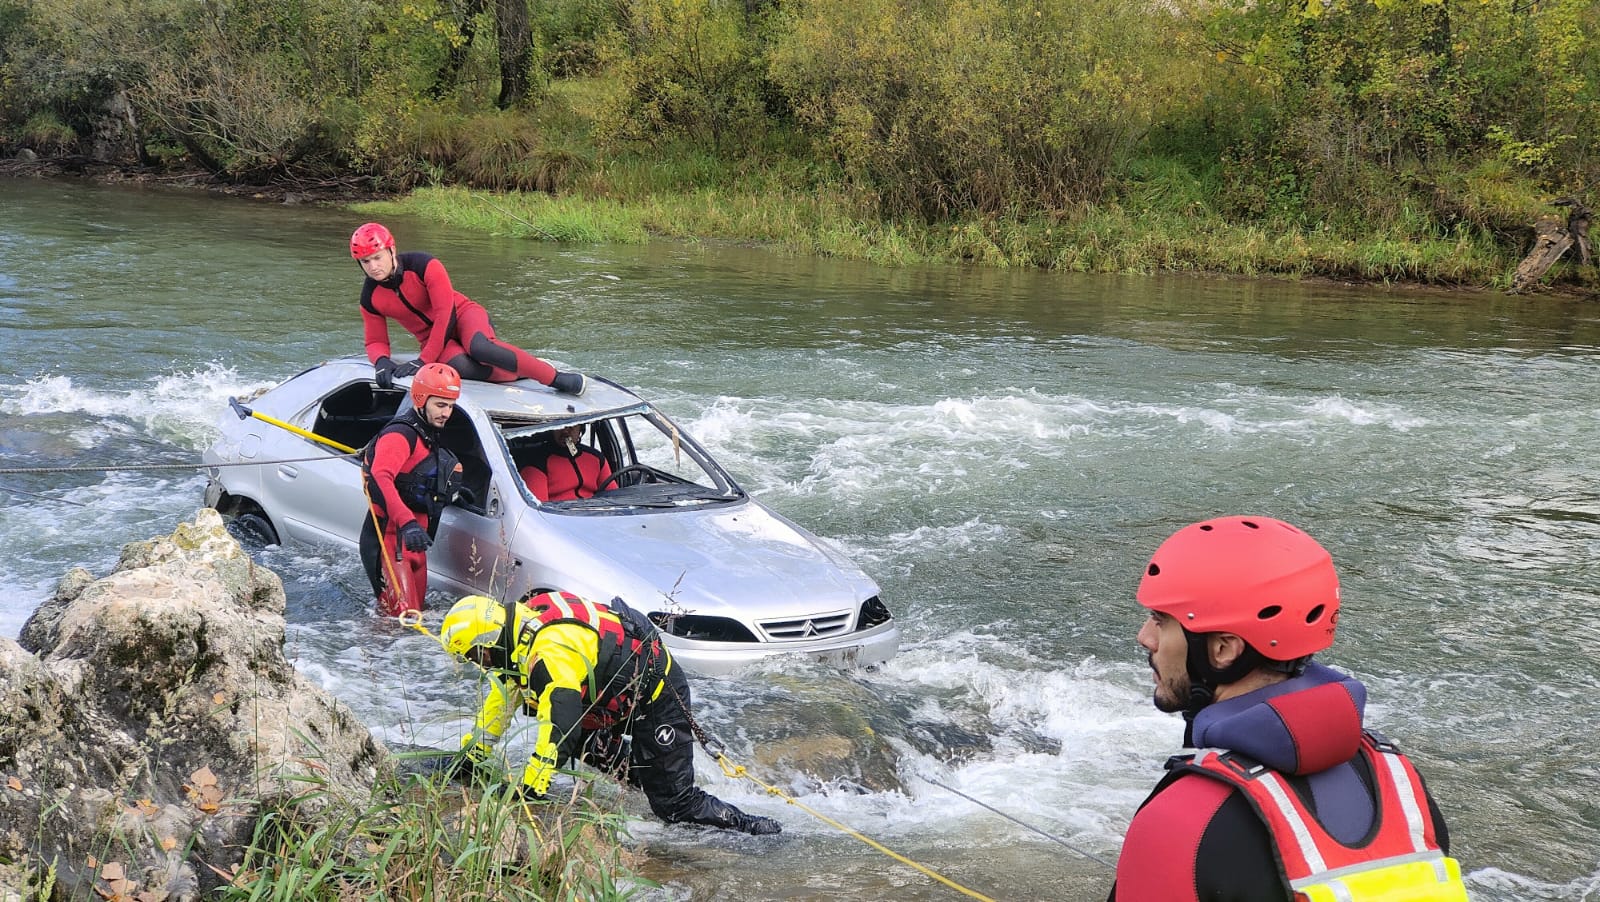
left=545, top=502, right=872, bottom=615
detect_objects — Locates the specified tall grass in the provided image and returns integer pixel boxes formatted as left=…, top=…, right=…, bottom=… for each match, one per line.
left=219, top=760, right=645, bottom=901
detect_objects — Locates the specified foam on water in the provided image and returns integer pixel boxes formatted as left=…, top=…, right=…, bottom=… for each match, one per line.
left=671, top=386, right=1431, bottom=509
left=3, top=364, right=277, bottom=452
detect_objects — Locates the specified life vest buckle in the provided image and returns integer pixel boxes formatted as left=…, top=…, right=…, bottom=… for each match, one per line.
left=1364, top=729, right=1401, bottom=754
left=1215, top=751, right=1269, bottom=780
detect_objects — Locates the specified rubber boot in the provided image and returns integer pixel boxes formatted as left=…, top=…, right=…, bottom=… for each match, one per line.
left=550, top=371, right=587, bottom=395
left=676, top=791, right=782, bottom=835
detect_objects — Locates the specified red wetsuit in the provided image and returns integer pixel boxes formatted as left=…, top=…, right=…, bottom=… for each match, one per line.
left=520, top=444, right=612, bottom=501
left=1109, top=664, right=1455, bottom=901
left=360, top=251, right=557, bottom=385
left=360, top=407, right=445, bottom=615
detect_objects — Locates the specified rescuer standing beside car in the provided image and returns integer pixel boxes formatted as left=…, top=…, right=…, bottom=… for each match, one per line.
left=360, top=362, right=464, bottom=616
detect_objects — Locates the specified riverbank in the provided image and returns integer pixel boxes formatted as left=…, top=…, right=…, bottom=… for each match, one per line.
left=7, top=152, right=1595, bottom=298
left=6, top=0, right=1597, bottom=299
left=355, top=183, right=1550, bottom=292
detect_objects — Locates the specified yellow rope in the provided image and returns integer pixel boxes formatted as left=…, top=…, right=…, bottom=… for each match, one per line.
left=361, top=479, right=411, bottom=616
left=713, top=754, right=999, bottom=902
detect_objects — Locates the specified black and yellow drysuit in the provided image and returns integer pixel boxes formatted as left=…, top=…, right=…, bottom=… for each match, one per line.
left=455, top=590, right=780, bottom=835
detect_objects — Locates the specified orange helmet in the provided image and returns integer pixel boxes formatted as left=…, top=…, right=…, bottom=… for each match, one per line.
left=1137, top=516, right=1339, bottom=661
left=410, top=362, right=462, bottom=407
left=350, top=222, right=395, bottom=259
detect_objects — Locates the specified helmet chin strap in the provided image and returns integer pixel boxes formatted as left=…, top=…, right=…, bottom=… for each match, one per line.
left=1179, top=631, right=1315, bottom=742
left=1181, top=630, right=1265, bottom=720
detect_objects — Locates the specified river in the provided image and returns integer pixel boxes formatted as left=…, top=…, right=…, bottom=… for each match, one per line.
left=2, top=176, right=1597, bottom=900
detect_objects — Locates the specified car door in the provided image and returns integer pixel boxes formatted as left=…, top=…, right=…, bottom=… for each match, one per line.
left=269, top=436, right=368, bottom=547
left=423, top=411, right=526, bottom=599
left=271, top=380, right=385, bottom=547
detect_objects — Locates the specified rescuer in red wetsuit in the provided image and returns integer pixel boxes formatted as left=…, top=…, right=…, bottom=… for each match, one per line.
left=349, top=222, right=588, bottom=395
left=1109, top=516, right=1468, bottom=902
left=519, top=424, right=613, bottom=502
left=359, top=362, right=464, bottom=616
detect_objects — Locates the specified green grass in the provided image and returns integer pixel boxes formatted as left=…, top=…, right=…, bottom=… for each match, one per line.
left=218, top=759, right=645, bottom=901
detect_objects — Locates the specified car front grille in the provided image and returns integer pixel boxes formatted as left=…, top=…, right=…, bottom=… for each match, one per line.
left=757, top=610, right=854, bottom=642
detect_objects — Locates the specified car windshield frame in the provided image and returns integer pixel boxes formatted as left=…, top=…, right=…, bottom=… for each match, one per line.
left=489, top=402, right=746, bottom=511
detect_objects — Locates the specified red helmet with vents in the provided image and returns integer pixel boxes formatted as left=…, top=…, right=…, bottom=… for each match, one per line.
left=350, top=222, right=395, bottom=259
left=410, top=362, right=461, bottom=408
left=1137, top=516, right=1339, bottom=661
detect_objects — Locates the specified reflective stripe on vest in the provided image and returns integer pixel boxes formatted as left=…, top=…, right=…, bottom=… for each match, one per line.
left=516, top=591, right=650, bottom=699
left=1188, top=734, right=1470, bottom=902
left=527, top=591, right=628, bottom=647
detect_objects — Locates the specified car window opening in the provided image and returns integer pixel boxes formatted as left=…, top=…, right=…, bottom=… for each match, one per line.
left=311, top=381, right=493, bottom=516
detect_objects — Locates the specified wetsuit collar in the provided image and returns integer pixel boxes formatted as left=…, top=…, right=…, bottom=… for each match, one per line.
left=396, top=404, right=443, bottom=443
left=1186, top=662, right=1367, bottom=775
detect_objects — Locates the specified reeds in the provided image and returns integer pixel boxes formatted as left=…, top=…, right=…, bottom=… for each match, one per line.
left=218, top=758, right=647, bottom=901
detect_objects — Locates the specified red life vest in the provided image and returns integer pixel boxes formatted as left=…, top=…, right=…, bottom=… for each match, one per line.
left=512, top=591, right=667, bottom=723
left=1179, top=733, right=1469, bottom=901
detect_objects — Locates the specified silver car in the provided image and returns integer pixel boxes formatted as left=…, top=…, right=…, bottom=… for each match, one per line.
left=201, top=357, right=898, bottom=675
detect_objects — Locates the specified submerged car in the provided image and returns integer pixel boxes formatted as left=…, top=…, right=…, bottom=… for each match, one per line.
left=201, top=356, right=898, bottom=675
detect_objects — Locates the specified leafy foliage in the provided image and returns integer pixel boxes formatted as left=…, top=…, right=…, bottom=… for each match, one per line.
left=0, top=0, right=1594, bottom=282
left=768, top=0, right=1200, bottom=219
left=218, top=762, right=644, bottom=902
left=593, top=0, right=770, bottom=154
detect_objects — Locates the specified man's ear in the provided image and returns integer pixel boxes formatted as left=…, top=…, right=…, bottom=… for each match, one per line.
left=1207, top=632, right=1247, bottom=670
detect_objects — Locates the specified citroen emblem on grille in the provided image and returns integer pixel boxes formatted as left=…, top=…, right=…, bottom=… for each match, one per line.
left=801, top=619, right=818, bottom=637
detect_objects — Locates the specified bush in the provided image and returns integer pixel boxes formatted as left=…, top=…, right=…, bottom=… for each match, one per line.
left=767, top=0, right=1197, bottom=220
left=593, top=0, right=769, bottom=154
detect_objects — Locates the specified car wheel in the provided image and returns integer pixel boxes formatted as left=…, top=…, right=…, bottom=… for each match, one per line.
left=227, top=511, right=280, bottom=548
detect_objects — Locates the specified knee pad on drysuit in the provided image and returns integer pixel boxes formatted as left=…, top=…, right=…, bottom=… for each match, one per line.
left=468, top=332, right=519, bottom=373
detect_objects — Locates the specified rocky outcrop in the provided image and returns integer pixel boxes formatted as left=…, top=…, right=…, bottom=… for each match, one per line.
left=1, top=509, right=392, bottom=901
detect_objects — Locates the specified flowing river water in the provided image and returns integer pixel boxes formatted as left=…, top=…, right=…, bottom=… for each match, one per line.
left=2, top=177, right=1597, bottom=900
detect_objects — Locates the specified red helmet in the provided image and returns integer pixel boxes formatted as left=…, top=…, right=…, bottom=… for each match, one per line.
left=410, top=362, right=462, bottom=407
left=1137, top=516, right=1339, bottom=661
left=350, top=222, right=395, bottom=259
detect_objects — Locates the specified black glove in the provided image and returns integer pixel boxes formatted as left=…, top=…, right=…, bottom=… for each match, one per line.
left=398, top=521, right=432, bottom=552
left=374, top=356, right=397, bottom=389
left=442, top=753, right=478, bottom=783
left=550, top=371, right=587, bottom=396
left=444, top=743, right=492, bottom=783
left=392, top=358, right=424, bottom=380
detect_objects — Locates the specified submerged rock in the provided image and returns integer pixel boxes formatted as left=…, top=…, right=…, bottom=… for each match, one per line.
left=748, top=677, right=905, bottom=793
left=1, top=509, right=391, bottom=901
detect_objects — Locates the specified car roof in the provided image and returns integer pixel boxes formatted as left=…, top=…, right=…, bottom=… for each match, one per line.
left=317, top=356, right=647, bottom=424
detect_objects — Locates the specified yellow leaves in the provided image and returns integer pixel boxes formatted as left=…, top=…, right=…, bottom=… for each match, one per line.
left=212, top=691, right=228, bottom=706
left=202, top=862, right=248, bottom=888
left=184, top=766, right=224, bottom=814
left=94, top=862, right=136, bottom=902
left=159, top=836, right=178, bottom=852
left=94, top=860, right=170, bottom=901
left=5, top=776, right=20, bottom=791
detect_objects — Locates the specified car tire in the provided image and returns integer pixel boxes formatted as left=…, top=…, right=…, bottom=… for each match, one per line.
left=227, top=511, right=280, bottom=548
